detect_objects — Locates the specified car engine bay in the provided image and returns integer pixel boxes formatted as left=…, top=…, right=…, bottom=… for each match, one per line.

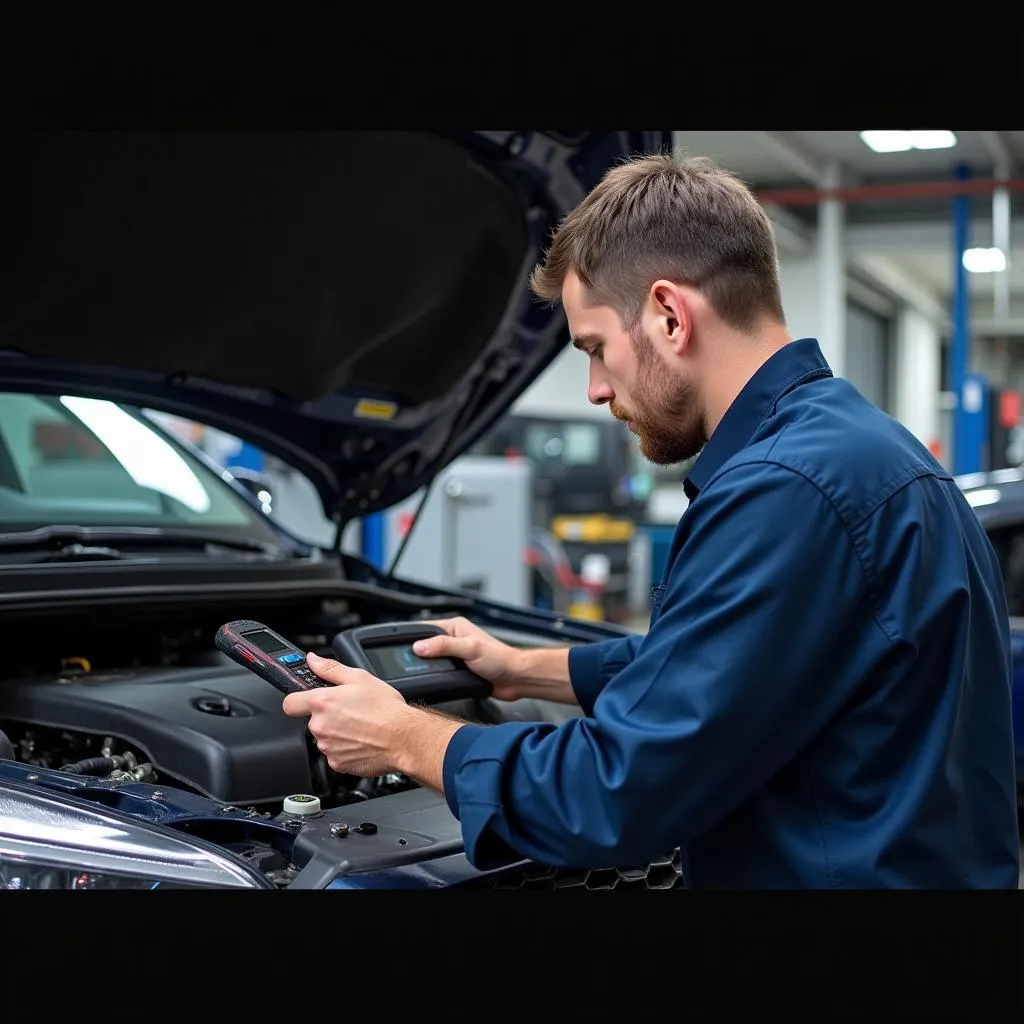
left=0, top=581, right=604, bottom=891
left=0, top=588, right=581, bottom=814
left=0, top=584, right=690, bottom=891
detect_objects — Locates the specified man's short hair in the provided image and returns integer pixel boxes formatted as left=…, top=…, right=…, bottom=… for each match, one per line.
left=529, top=152, right=786, bottom=334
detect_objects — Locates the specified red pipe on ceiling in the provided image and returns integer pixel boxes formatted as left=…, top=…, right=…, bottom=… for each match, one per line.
left=755, top=177, right=1024, bottom=207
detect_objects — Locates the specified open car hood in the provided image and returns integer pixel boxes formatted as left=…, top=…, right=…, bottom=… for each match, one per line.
left=0, top=130, right=669, bottom=522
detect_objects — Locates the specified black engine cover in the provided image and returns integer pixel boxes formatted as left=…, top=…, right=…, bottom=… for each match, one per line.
left=0, top=663, right=314, bottom=804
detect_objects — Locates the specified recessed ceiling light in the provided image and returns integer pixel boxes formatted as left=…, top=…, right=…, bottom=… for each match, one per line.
left=859, top=129, right=958, bottom=153
left=908, top=130, right=957, bottom=150
left=963, top=247, right=1007, bottom=273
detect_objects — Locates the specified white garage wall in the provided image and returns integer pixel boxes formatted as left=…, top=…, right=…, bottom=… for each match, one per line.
left=777, top=255, right=852, bottom=380
left=514, top=345, right=601, bottom=419
left=777, top=259, right=821, bottom=344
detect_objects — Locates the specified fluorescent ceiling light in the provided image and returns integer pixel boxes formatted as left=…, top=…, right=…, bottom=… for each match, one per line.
left=963, top=247, right=1007, bottom=273
left=860, top=130, right=912, bottom=153
left=908, top=130, right=957, bottom=150
left=859, top=130, right=958, bottom=153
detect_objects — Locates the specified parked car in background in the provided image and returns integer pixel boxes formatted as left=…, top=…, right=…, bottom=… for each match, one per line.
left=957, top=468, right=1024, bottom=801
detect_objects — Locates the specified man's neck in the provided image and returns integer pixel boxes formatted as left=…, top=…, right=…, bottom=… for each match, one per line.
left=702, top=322, right=792, bottom=439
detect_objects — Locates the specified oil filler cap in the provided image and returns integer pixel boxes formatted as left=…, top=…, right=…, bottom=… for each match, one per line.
left=194, top=696, right=233, bottom=716
left=283, top=794, right=322, bottom=817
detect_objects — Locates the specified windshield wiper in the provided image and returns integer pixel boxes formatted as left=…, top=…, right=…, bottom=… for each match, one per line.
left=0, top=525, right=282, bottom=558
left=27, top=543, right=126, bottom=562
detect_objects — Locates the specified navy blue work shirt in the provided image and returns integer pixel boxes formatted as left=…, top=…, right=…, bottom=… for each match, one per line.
left=441, top=338, right=1021, bottom=888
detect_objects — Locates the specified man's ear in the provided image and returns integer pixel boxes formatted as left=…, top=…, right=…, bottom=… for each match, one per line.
left=649, top=280, right=691, bottom=356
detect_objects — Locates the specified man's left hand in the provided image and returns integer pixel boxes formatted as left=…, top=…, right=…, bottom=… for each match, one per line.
left=281, top=652, right=412, bottom=777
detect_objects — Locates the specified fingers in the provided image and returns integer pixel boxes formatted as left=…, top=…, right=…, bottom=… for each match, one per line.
left=413, top=633, right=473, bottom=659
left=305, top=651, right=355, bottom=685
left=421, top=615, right=479, bottom=637
left=282, top=691, right=314, bottom=717
left=281, top=654, right=362, bottom=714
left=419, top=617, right=461, bottom=637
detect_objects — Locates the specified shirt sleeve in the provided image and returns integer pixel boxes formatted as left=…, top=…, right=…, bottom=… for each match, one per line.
left=441, top=461, right=893, bottom=870
left=567, top=633, right=644, bottom=716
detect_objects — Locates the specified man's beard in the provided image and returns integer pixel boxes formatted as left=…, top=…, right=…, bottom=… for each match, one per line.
left=610, top=327, right=705, bottom=466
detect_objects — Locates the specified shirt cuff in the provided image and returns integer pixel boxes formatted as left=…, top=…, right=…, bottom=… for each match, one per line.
left=568, top=643, right=606, bottom=717
left=441, top=722, right=490, bottom=818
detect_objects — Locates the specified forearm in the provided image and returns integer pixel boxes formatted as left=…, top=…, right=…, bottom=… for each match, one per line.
left=509, top=646, right=576, bottom=704
left=391, top=705, right=465, bottom=792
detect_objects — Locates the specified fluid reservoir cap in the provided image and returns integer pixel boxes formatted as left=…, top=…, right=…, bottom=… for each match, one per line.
left=283, top=794, right=322, bottom=816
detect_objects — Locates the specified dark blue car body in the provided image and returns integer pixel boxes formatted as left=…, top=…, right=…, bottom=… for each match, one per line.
left=957, top=470, right=1024, bottom=788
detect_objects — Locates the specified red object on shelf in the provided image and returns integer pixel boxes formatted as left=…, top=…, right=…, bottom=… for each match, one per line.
left=524, top=544, right=604, bottom=594
left=998, top=390, right=1021, bottom=430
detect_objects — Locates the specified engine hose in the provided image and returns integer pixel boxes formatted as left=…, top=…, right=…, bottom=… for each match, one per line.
left=62, top=755, right=128, bottom=776
left=348, top=777, right=377, bottom=801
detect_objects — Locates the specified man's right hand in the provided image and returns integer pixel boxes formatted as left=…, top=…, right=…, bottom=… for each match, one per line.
left=412, top=617, right=576, bottom=705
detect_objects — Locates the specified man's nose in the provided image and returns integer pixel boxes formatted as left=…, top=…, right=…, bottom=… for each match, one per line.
left=588, top=366, right=614, bottom=406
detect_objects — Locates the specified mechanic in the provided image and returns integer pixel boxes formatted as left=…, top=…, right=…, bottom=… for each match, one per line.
left=283, top=153, right=1021, bottom=888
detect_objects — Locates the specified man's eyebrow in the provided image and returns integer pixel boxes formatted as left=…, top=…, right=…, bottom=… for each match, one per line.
left=571, top=333, right=602, bottom=350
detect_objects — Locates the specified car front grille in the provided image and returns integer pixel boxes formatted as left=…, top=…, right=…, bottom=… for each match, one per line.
left=467, top=848, right=684, bottom=891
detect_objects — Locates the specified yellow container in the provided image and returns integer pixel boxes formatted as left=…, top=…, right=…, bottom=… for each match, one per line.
left=552, top=514, right=635, bottom=544
left=567, top=600, right=605, bottom=621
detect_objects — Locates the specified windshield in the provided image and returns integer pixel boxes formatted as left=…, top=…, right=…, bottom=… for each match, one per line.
left=0, top=392, right=279, bottom=542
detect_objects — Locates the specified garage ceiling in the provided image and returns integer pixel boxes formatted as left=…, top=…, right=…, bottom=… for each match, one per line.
left=886, top=246, right=1024, bottom=299
left=672, top=131, right=1024, bottom=328
left=781, top=131, right=1024, bottom=180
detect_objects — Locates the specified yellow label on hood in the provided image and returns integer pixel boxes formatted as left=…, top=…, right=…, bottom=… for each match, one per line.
left=354, top=399, right=398, bottom=421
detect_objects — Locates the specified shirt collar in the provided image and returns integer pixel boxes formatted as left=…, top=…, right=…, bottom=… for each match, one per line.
left=683, top=338, right=833, bottom=501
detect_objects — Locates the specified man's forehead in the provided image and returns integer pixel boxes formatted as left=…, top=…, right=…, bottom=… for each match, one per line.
left=566, top=308, right=619, bottom=349
left=562, top=271, right=620, bottom=346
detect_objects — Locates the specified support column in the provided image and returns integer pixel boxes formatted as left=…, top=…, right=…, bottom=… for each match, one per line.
left=816, top=162, right=846, bottom=377
left=951, top=163, right=973, bottom=475
left=992, top=156, right=1011, bottom=323
left=230, top=441, right=265, bottom=473
left=893, top=306, right=942, bottom=453
left=360, top=513, right=386, bottom=570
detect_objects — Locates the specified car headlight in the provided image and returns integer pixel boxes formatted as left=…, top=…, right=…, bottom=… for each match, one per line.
left=1, top=781, right=271, bottom=890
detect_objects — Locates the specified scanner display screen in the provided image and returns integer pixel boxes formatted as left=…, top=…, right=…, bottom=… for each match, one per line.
left=365, top=643, right=455, bottom=680
left=243, top=629, right=289, bottom=655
